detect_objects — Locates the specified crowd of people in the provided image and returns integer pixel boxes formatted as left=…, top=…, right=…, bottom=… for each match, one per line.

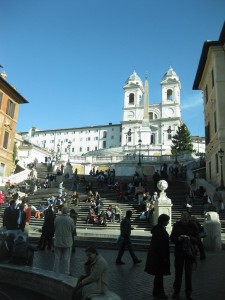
left=0, top=162, right=215, bottom=300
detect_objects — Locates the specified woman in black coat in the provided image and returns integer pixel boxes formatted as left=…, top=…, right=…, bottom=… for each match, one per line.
left=145, top=214, right=170, bottom=299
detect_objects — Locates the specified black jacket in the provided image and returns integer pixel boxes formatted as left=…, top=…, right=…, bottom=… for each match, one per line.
left=145, top=224, right=170, bottom=275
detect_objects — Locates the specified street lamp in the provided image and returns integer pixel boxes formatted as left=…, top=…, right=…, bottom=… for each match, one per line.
left=138, top=139, right=142, bottom=166
left=67, top=141, right=72, bottom=162
left=218, top=148, right=225, bottom=190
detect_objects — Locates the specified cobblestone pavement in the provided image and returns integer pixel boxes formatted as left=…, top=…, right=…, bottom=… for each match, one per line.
left=31, top=247, right=225, bottom=300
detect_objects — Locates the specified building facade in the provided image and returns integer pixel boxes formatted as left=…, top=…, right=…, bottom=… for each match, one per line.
left=193, top=22, right=225, bottom=188
left=20, top=67, right=204, bottom=170
left=0, top=71, right=28, bottom=178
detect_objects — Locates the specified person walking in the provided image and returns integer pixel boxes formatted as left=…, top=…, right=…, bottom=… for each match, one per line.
left=73, top=247, right=108, bottom=300
left=170, top=212, right=198, bottom=300
left=53, top=206, right=74, bottom=275
left=115, top=210, right=142, bottom=265
left=145, top=214, right=170, bottom=299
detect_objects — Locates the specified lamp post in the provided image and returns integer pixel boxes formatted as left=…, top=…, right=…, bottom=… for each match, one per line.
left=67, top=141, right=72, bottom=162
left=138, top=139, right=142, bottom=166
left=218, top=148, right=225, bottom=190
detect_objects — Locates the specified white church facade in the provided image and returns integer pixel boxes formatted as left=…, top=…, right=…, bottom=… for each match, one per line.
left=19, top=67, right=204, bottom=174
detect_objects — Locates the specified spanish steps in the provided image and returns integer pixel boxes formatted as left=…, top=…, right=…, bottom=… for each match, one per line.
left=1, top=162, right=225, bottom=250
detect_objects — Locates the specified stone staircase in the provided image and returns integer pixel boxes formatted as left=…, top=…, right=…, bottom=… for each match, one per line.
left=1, top=162, right=225, bottom=250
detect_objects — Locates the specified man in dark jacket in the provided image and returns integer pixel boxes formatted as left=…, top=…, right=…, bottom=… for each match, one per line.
left=115, top=210, right=141, bottom=265
left=170, top=212, right=198, bottom=299
left=3, top=200, right=24, bottom=237
left=145, top=214, right=170, bottom=299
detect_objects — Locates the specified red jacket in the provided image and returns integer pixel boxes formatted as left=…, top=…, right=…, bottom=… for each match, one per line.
left=25, top=207, right=32, bottom=223
left=0, top=193, right=5, bottom=204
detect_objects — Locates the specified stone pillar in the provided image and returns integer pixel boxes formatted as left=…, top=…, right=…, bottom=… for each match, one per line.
left=203, top=211, right=221, bottom=251
left=153, top=180, right=173, bottom=233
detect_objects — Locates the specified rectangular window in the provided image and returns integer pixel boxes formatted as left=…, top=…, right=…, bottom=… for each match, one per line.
left=0, top=92, right=3, bottom=108
left=6, top=99, right=15, bottom=118
left=103, top=131, right=107, bottom=138
left=205, top=85, right=208, bottom=104
left=216, top=153, right=219, bottom=173
left=103, top=141, right=106, bottom=148
left=151, top=133, right=155, bottom=144
left=95, top=146, right=97, bottom=150
left=86, top=137, right=90, bottom=141
left=94, top=137, right=98, bottom=140
left=3, top=131, right=9, bottom=149
left=128, top=136, right=131, bottom=142
left=209, top=161, right=211, bottom=179
left=87, top=147, right=90, bottom=151
left=111, top=136, right=114, bottom=140
left=212, top=69, right=214, bottom=88
left=205, top=122, right=210, bottom=146
left=79, top=147, right=82, bottom=152
left=72, top=148, right=74, bottom=152
left=0, top=163, right=5, bottom=176
left=149, top=112, right=153, bottom=120
left=214, top=110, right=217, bottom=133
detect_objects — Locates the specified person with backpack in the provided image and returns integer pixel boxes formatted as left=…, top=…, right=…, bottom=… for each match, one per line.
left=170, top=212, right=198, bottom=299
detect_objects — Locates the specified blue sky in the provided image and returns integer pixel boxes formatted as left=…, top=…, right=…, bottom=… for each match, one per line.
left=1, top=0, right=225, bottom=137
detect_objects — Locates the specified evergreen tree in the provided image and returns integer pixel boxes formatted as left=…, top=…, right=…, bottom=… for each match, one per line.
left=171, top=124, right=193, bottom=155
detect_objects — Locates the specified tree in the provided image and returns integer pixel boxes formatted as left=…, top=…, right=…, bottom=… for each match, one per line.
left=13, top=143, right=18, bottom=163
left=171, top=124, right=194, bottom=155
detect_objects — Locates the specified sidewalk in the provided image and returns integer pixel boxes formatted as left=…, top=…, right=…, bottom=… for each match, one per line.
left=31, top=246, right=225, bottom=300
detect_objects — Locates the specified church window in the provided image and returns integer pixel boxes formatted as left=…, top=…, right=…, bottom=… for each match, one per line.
left=151, top=133, right=155, bottom=144
left=167, top=89, right=173, bottom=100
left=129, top=93, right=134, bottom=104
left=128, top=136, right=132, bottom=142
left=167, top=126, right=172, bottom=140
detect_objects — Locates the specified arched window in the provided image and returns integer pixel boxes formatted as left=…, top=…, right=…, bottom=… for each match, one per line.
left=129, top=93, right=134, bottom=104
left=167, top=89, right=173, bottom=101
